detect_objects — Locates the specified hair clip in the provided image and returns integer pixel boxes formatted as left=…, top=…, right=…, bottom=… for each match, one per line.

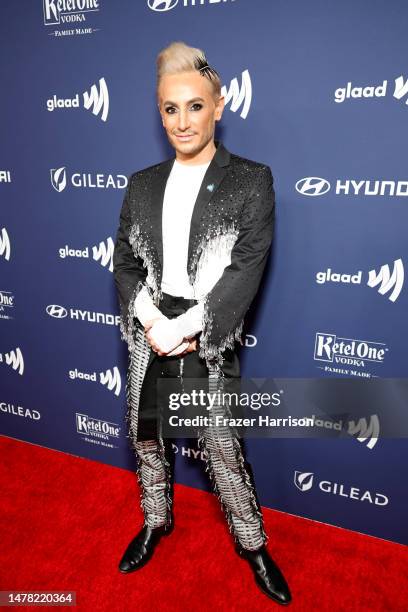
left=193, top=55, right=219, bottom=81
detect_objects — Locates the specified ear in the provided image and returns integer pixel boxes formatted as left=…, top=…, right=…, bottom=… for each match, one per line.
left=215, top=95, right=225, bottom=120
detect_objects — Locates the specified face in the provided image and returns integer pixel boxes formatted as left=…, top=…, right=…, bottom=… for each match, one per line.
left=157, top=70, right=225, bottom=161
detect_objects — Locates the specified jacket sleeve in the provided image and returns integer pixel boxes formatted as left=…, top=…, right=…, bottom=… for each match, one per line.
left=198, top=164, right=275, bottom=369
left=113, top=174, right=148, bottom=352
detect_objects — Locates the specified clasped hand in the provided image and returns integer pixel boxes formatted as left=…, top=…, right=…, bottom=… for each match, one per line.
left=144, top=317, right=197, bottom=357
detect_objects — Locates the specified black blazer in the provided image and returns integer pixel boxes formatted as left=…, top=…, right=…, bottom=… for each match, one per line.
left=113, top=139, right=275, bottom=370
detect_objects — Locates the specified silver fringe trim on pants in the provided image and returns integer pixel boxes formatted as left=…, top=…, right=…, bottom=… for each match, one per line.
left=197, top=365, right=268, bottom=551
left=125, top=327, right=172, bottom=528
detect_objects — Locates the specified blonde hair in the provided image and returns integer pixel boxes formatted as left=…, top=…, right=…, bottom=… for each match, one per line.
left=156, top=41, right=221, bottom=101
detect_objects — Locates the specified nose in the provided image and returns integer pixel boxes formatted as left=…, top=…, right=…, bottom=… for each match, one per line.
left=177, top=108, right=191, bottom=131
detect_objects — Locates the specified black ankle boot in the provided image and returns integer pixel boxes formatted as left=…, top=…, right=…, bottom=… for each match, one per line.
left=237, top=544, right=292, bottom=605
left=118, top=522, right=173, bottom=573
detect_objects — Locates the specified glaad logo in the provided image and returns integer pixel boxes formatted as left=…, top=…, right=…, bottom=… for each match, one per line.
left=334, top=80, right=387, bottom=103
left=93, top=239, right=114, bottom=271
left=221, top=70, right=252, bottom=119
left=394, top=75, right=408, bottom=106
left=367, top=259, right=404, bottom=303
left=148, top=0, right=178, bottom=10
left=315, top=259, right=404, bottom=302
left=294, top=471, right=388, bottom=505
left=83, top=78, right=109, bottom=121
left=50, top=167, right=127, bottom=192
left=0, top=347, right=24, bottom=375
left=69, top=367, right=122, bottom=396
left=58, top=237, right=114, bottom=272
left=334, top=75, right=408, bottom=108
left=348, top=415, right=380, bottom=450
left=46, top=78, right=109, bottom=122
left=46, top=304, right=120, bottom=327
left=0, top=228, right=11, bottom=261
left=100, top=368, right=122, bottom=396
left=296, top=176, right=408, bottom=197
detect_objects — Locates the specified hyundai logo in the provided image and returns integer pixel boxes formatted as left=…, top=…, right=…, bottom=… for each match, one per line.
left=296, top=177, right=331, bottom=196
left=148, top=0, right=178, bottom=11
left=46, top=304, right=68, bottom=318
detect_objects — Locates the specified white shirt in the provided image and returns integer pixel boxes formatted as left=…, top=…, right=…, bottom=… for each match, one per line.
left=161, top=158, right=211, bottom=296
left=134, top=158, right=210, bottom=354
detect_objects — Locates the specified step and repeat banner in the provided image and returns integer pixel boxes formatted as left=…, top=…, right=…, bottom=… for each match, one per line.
left=1, top=1, right=407, bottom=545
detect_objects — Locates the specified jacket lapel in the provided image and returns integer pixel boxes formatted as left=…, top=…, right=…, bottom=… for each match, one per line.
left=150, top=139, right=231, bottom=278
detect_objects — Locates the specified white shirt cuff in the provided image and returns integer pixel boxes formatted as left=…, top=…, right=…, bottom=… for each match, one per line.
left=134, top=285, right=166, bottom=326
left=174, top=302, right=204, bottom=339
left=148, top=318, right=185, bottom=353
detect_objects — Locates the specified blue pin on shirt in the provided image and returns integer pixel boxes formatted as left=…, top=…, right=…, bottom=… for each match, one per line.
left=207, top=183, right=215, bottom=192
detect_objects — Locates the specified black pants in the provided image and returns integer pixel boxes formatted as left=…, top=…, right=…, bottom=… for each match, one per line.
left=137, top=292, right=240, bottom=441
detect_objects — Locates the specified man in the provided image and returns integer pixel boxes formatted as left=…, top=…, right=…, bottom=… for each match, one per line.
left=113, top=41, right=292, bottom=605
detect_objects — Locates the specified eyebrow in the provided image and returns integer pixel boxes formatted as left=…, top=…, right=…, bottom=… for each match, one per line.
left=163, top=97, right=205, bottom=106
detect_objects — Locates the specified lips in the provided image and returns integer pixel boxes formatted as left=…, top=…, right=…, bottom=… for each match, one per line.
left=175, top=134, right=194, bottom=140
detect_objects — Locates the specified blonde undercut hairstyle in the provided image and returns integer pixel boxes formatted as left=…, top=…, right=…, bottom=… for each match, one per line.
left=156, top=41, right=222, bottom=101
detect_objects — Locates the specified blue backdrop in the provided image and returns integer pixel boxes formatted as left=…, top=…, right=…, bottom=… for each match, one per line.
left=1, top=0, right=407, bottom=546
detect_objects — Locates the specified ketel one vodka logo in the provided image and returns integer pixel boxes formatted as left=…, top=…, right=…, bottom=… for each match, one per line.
left=316, top=259, right=404, bottom=302
left=59, top=237, right=114, bottom=272
left=0, top=227, right=11, bottom=261
left=43, top=0, right=100, bottom=37
left=0, top=347, right=24, bottom=375
left=294, top=471, right=388, bottom=505
left=46, top=78, right=109, bottom=122
left=76, top=413, right=120, bottom=441
left=50, top=167, right=127, bottom=192
left=0, top=290, right=15, bottom=321
left=221, top=70, right=252, bottom=119
left=69, top=366, right=122, bottom=396
left=314, top=333, right=388, bottom=368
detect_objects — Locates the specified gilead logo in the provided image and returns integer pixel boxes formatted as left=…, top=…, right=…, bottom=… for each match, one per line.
left=294, top=471, right=389, bottom=505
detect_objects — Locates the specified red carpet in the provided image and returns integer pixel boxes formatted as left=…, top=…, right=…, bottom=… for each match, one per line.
left=0, top=434, right=407, bottom=611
